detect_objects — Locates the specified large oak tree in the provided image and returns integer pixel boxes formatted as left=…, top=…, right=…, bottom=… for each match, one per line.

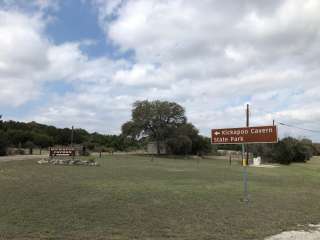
left=122, top=100, right=186, bottom=154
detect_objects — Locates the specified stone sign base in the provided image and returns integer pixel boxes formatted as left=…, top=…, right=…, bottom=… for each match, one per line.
left=38, top=158, right=99, bottom=166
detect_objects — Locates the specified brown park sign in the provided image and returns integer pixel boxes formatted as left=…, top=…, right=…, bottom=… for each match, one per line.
left=211, top=126, right=278, bottom=144
left=49, top=147, right=75, bottom=157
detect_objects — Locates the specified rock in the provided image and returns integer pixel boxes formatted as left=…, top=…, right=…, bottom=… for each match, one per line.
left=37, top=159, right=49, bottom=164
left=38, top=157, right=99, bottom=166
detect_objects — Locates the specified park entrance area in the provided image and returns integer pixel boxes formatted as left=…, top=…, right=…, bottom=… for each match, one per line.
left=37, top=146, right=98, bottom=166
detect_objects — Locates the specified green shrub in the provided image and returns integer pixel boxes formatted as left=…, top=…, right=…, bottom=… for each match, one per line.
left=272, top=137, right=314, bottom=164
left=167, top=135, right=192, bottom=155
left=191, top=135, right=212, bottom=155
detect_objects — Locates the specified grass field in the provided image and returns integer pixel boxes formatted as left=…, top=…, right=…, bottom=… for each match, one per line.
left=1, top=155, right=320, bottom=240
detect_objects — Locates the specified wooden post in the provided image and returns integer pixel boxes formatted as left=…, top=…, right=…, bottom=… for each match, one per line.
left=71, top=126, right=74, bottom=147
left=246, top=104, right=249, bottom=165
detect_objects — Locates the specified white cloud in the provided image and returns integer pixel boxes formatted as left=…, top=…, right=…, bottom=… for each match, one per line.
left=0, top=10, right=49, bottom=106
left=1, top=1, right=320, bottom=141
left=34, top=0, right=60, bottom=10
left=0, top=8, right=126, bottom=107
left=97, top=0, right=320, bottom=139
left=112, top=63, right=174, bottom=87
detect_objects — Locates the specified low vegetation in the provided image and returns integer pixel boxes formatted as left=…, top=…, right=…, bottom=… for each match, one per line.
left=249, top=137, right=317, bottom=164
left=218, top=137, right=318, bottom=165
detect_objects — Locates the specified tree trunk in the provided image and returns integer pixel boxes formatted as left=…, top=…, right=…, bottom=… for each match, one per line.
left=156, top=141, right=161, bottom=155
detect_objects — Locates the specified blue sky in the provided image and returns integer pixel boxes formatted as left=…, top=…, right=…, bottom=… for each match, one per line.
left=48, top=2, right=103, bottom=46
left=0, top=0, right=320, bottom=141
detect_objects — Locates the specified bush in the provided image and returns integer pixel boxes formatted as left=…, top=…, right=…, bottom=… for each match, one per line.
left=191, top=135, right=212, bottom=155
left=24, top=141, right=36, bottom=155
left=167, top=135, right=192, bottom=155
left=272, top=137, right=314, bottom=164
left=313, top=144, right=320, bottom=155
left=251, top=143, right=273, bottom=159
left=84, top=142, right=96, bottom=151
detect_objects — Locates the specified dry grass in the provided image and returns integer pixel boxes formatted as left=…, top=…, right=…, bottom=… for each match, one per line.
left=0, top=155, right=320, bottom=239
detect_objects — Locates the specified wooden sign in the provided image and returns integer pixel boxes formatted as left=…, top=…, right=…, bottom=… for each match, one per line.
left=49, top=147, right=75, bottom=157
left=211, top=126, right=278, bottom=144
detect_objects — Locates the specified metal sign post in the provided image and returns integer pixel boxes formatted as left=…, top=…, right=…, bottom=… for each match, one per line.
left=244, top=105, right=249, bottom=203
left=71, top=126, right=74, bottom=160
left=242, top=143, right=249, bottom=203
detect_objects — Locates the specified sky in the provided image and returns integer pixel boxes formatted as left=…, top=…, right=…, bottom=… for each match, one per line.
left=0, top=0, right=320, bottom=141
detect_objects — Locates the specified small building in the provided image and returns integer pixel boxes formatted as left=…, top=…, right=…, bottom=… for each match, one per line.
left=147, top=142, right=167, bottom=154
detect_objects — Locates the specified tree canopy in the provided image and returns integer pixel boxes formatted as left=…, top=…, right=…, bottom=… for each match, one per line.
left=122, top=100, right=211, bottom=155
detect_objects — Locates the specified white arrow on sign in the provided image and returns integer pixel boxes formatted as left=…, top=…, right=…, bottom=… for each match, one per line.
left=214, top=131, right=221, bottom=136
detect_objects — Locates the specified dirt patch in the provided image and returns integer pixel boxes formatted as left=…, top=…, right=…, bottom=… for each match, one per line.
left=265, top=225, right=320, bottom=240
left=251, top=164, right=280, bottom=168
left=167, top=169, right=188, bottom=172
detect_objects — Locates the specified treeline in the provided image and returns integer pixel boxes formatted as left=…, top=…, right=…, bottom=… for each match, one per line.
left=0, top=119, right=139, bottom=156
left=1, top=100, right=318, bottom=163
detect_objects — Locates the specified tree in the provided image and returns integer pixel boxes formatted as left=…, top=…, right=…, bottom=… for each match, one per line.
left=250, top=143, right=273, bottom=160
left=313, top=143, right=320, bottom=155
left=122, top=121, right=140, bottom=140
left=122, top=100, right=186, bottom=154
left=272, top=137, right=314, bottom=164
left=0, top=116, right=7, bottom=156
left=300, top=138, right=314, bottom=160
left=33, top=133, right=53, bottom=154
left=167, top=135, right=192, bottom=155
left=0, top=119, right=137, bottom=152
left=0, top=130, right=8, bottom=156
left=191, top=135, right=212, bottom=155
left=24, top=141, right=36, bottom=155
left=272, top=139, right=293, bottom=164
left=165, top=123, right=211, bottom=155
left=33, top=133, right=54, bottom=148
left=6, top=129, right=32, bottom=145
